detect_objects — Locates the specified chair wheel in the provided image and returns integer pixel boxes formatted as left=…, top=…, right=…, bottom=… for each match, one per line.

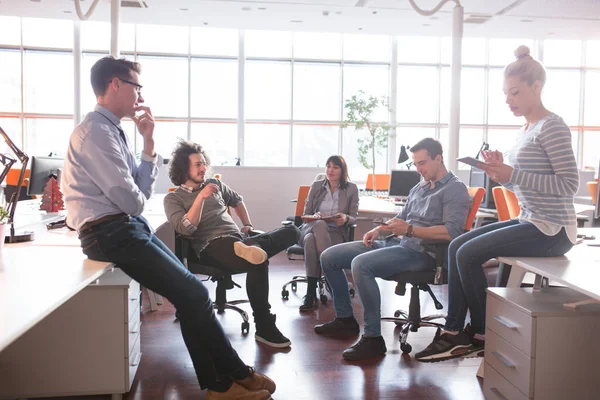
left=320, top=294, right=328, bottom=304
left=400, top=343, right=412, bottom=354
left=349, top=288, right=355, bottom=298
left=291, top=282, right=297, bottom=291
left=394, top=310, right=401, bottom=318
left=281, top=289, right=289, bottom=300
left=241, top=321, right=250, bottom=334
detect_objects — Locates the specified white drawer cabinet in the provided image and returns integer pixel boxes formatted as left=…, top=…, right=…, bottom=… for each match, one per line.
left=483, top=287, right=600, bottom=400
left=0, top=268, right=141, bottom=400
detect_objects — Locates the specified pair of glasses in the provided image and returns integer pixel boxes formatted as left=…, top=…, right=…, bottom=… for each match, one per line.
left=120, top=78, right=143, bottom=95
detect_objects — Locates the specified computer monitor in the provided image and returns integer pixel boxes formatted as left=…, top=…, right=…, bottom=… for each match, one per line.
left=27, top=156, right=65, bottom=196
left=388, top=170, right=421, bottom=199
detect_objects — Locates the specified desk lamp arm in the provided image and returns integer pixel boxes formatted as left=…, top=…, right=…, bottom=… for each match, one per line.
left=0, top=126, right=30, bottom=240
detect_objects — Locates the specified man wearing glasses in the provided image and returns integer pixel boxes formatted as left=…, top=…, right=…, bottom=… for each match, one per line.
left=62, top=56, right=275, bottom=400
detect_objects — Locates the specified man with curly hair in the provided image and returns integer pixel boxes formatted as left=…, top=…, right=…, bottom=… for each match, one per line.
left=164, top=139, right=300, bottom=349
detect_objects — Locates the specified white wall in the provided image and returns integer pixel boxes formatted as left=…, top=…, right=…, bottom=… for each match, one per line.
left=155, top=165, right=323, bottom=231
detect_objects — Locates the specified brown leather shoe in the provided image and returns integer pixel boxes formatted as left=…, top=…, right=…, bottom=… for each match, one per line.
left=207, top=382, right=271, bottom=400
left=236, top=367, right=276, bottom=394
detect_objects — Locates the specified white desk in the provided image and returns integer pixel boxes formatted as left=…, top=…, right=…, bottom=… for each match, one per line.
left=0, top=246, right=111, bottom=353
left=0, top=195, right=170, bottom=399
left=504, top=228, right=600, bottom=289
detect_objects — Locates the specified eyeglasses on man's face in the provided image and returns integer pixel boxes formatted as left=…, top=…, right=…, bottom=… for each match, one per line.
left=119, top=78, right=143, bottom=95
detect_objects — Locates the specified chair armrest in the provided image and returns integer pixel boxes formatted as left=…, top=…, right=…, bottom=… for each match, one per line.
left=174, top=233, right=191, bottom=266
left=348, top=224, right=357, bottom=241
left=420, top=239, right=451, bottom=285
left=281, top=220, right=293, bottom=226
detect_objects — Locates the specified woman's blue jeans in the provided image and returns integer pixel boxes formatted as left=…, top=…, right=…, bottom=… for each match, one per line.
left=445, top=219, right=574, bottom=335
left=78, top=215, right=248, bottom=391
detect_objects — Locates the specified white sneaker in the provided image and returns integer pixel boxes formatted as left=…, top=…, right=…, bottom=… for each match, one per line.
left=234, top=242, right=268, bottom=265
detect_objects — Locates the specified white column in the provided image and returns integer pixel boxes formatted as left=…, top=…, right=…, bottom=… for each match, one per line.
left=237, top=30, right=245, bottom=166
left=74, top=20, right=82, bottom=126
left=110, top=0, right=120, bottom=57
left=388, top=36, right=398, bottom=172
left=448, top=5, right=463, bottom=172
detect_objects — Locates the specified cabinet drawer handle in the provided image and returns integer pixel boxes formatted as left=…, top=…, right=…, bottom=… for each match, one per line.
left=130, top=291, right=141, bottom=301
left=130, top=321, right=142, bottom=334
left=492, top=351, right=516, bottom=369
left=493, top=316, right=519, bottom=330
left=490, top=387, right=509, bottom=400
left=130, top=352, right=142, bottom=367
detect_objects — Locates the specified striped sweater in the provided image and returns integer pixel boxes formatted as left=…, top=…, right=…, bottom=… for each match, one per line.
left=505, top=113, right=579, bottom=241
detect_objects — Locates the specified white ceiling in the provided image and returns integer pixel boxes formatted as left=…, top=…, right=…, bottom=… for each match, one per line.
left=0, top=0, right=599, bottom=39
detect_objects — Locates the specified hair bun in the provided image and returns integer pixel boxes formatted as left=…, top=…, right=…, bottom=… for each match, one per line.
left=514, top=45, right=531, bottom=60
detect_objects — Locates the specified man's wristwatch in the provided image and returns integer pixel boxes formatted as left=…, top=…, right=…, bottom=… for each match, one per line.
left=405, top=224, right=414, bottom=237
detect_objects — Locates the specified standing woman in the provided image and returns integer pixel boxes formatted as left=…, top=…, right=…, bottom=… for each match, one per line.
left=298, top=155, right=359, bottom=312
left=416, top=45, right=579, bottom=362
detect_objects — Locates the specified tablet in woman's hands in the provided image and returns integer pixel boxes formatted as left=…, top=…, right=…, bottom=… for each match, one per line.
left=457, top=157, right=485, bottom=168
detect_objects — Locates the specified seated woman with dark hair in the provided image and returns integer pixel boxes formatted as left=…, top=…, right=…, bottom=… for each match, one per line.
left=298, top=155, right=359, bottom=312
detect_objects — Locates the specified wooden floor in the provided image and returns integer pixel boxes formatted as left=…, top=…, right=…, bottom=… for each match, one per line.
left=45, top=253, right=484, bottom=400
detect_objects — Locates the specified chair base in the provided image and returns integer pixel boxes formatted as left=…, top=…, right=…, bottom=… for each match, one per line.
left=381, top=283, right=445, bottom=355
left=175, top=299, right=251, bottom=334
left=381, top=311, right=446, bottom=355
left=281, top=275, right=355, bottom=304
left=215, top=299, right=251, bottom=334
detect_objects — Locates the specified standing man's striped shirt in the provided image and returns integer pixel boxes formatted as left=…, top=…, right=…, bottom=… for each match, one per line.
left=505, top=113, right=579, bottom=244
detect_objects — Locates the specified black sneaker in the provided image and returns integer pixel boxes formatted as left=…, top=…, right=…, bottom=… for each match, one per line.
left=342, top=335, right=387, bottom=361
left=314, top=317, right=360, bottom=336
left=255, top=314, right=291, bottom=348
left=299, top=294, right=319, bottom=312
left=415, top=328, right=479, bottom=362
left=464, top=323, right=485, bottom=357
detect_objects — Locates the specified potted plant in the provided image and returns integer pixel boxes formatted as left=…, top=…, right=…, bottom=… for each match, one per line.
left=341, top=90, right=393, bottom=192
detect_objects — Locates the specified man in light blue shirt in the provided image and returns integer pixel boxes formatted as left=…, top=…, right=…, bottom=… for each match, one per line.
left=314, top=138, right=471, bottom=361
left=62, top=56, right=274, bottom=400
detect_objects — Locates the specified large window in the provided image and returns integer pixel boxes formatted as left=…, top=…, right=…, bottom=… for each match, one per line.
left=0, top=18, right=598, bottom=175
left=293, top=63, right=341, bottom=121
left=543, top=69, right=581, bottom=125
left=191, top=59, right=238, bottom=119
left=245, top=61, right=292, bottom=120
left=0, top=50, right=21, bottom=113
left=24, top=51, right=73, bottom=115
left=292, top=124, right=339, bottom=167
left=25, top=118, right=74, bottom=157
left=244, top=123, right=290, bottom=166
left=396, top=66, right=438, bottom=123
left=137, top=56, right=189, bottom=118
left=191, top=123, right=238, bottom=166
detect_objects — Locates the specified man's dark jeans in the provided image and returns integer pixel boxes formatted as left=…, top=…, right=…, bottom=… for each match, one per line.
left=200, top=225, right=300, bottom=321
left=79, top=215, right=248, bottom=391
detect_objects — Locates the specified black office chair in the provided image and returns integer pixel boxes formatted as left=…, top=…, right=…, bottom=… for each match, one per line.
left=174, top=233, right=251, bottom=334
left=380, top=241, right=448, bottom=354
left=380, top=187, right=486, bottom=354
